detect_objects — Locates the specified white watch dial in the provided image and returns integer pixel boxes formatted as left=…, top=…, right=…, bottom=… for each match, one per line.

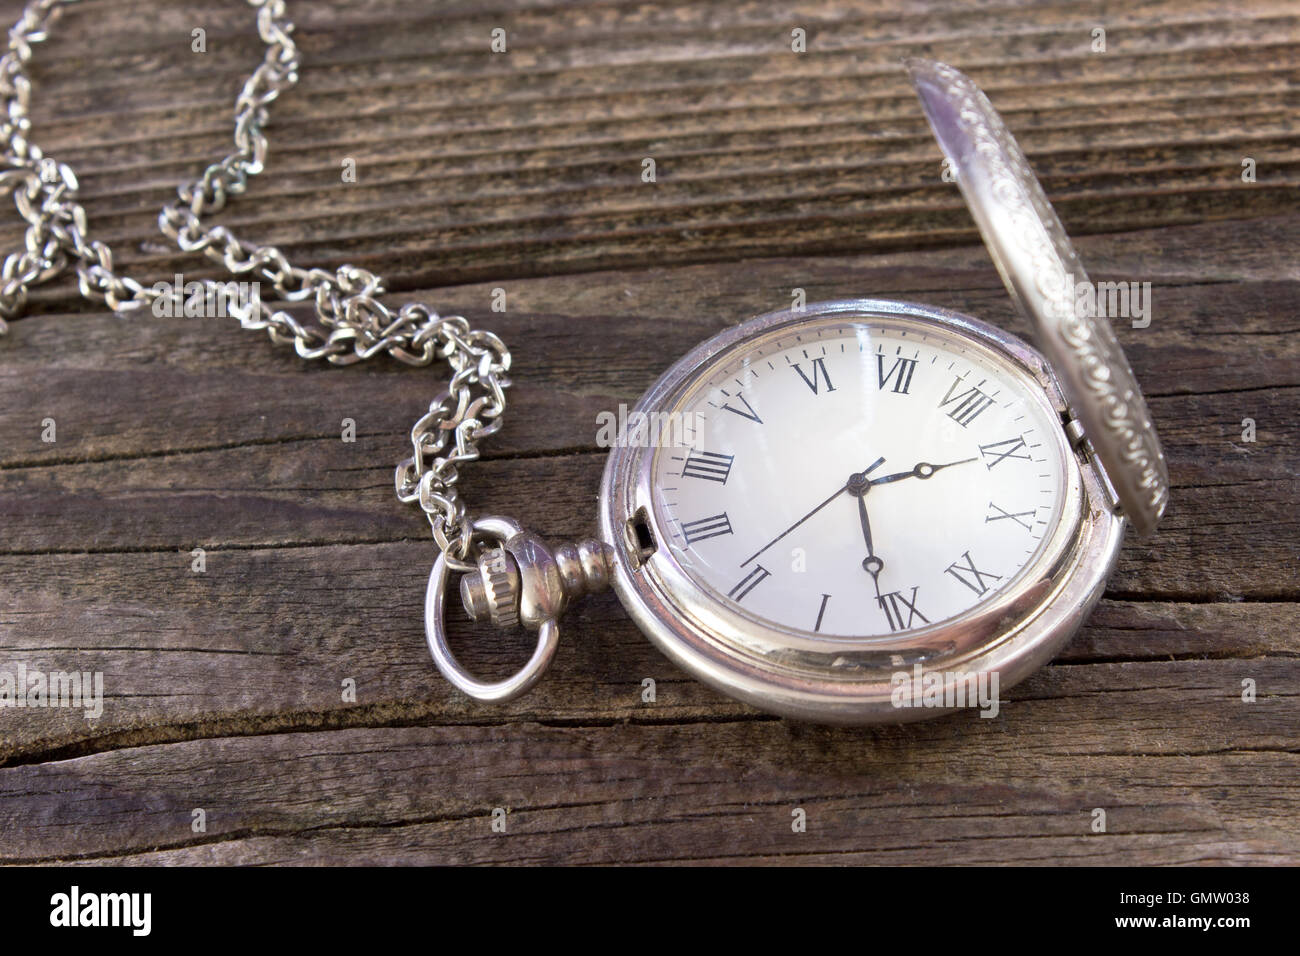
left=650, top=317, right=1071, bottom=639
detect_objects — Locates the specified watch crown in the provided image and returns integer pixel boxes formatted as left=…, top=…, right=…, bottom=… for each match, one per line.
left=457, top=530, right=614, bottom=632
left=460, top=547, right=520, bottom=628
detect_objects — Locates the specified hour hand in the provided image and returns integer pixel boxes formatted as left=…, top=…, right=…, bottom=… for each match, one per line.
left=870, top=457, right=977, bottom=486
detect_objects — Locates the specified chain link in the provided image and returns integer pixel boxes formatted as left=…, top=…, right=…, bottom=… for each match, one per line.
left=0, top=0, right=509, bottom=571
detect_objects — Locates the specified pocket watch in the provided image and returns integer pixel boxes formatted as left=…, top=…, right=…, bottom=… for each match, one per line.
left=0, top=2, right=1165, bottom=724
left=425, top=59, right=1168, bottom=722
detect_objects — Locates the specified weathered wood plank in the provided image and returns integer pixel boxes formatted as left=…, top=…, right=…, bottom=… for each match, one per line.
left=1, top=531, right=1296, bottom=760
left=0, top=0, right=1294, bottom=865
left=1, top=716, right=1295, bottom=865
left=0, top=0, right=1295, bottom=312
left=3, top=217, right=1296, bottom=464
left=0, top=422, right=1297, bottom=599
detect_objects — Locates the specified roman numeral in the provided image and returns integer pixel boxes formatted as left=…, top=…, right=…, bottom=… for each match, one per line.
left=979, top=436, right=1032, bottom=469
left=681, top=449, right=734, bottom=484
left=877, top=354, right=918, bottom=394
left=728, top=564, right=771, bottom=602
left=939, top=377, right=995, bottom=427
left=792, top=357, right=835, bottom=395
left=986, top=501, right=1035, bottom=531
left=877, top=587, right=929, bottom=632
left=721, top=393, right=763, bottom=424
left=945, top=550, right=1003, bottom=597
left=681, top=512, right=732, bottom=545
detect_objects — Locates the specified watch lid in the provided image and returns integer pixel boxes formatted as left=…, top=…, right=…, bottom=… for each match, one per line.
left=905, top=58, right=1168, bottom=535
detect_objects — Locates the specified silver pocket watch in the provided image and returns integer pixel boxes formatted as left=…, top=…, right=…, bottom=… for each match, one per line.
left=425, top=59, right=1169, bottom=723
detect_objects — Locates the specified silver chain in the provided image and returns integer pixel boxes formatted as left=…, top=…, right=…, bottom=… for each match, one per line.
left=0, top=0, right=510, bottom=571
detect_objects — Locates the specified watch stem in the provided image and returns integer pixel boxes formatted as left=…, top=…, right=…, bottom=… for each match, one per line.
left=458, top=535, right=615, bottom=629
left=555, top=538, right=615, bottom=600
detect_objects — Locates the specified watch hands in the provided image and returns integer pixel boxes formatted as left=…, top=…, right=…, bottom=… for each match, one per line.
left=868, top=457, right=978, bottom=486
left=739, top=456, right=885, bottom=567
left=854, top=457, right=974, bottom=619
left=739, top=455, right=974, bottom=569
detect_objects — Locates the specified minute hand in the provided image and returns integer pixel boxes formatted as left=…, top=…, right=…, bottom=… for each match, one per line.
left=870, top=458, right=977, bottom=486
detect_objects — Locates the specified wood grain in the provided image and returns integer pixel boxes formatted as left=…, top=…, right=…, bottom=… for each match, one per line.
left=0, top=0, right=1296, bottom=865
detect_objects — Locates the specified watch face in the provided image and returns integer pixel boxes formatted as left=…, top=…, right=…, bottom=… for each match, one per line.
left=647, top=313, right=1071, bottom=640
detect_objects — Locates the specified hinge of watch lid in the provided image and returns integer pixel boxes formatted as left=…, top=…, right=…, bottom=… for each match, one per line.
left=1063, top=413, right=1087, bottom=450
left=1062, top=411, right=1123, bottom=517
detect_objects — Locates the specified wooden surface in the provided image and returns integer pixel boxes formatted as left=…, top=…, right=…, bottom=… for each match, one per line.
left=0, top=0, right=1297, bottom=865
